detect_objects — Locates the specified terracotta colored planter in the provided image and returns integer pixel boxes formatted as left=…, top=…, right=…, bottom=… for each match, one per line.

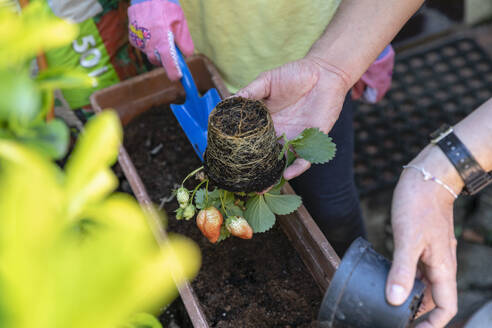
left=91, top=55, right=340, bottom=327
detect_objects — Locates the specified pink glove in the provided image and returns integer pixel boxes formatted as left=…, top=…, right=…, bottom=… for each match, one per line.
left=128, top=0, right=194, bottom=81
left=352, top=45, right=395, bottom=103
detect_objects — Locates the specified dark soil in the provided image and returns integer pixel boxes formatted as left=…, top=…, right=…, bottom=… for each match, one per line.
left=123, top=105, right=322, bottom=328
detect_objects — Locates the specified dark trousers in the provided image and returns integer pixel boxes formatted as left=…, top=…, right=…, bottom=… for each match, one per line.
left=289, top=95, right=366, bottom=256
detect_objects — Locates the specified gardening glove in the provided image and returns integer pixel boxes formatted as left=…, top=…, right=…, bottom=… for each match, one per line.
left=352, top=45, right=395, bottom=103
left=128, top=0, right=194, bottom=81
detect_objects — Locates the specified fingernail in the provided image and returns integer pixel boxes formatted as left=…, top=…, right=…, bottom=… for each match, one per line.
left=388, top=284, right=407, bottom=305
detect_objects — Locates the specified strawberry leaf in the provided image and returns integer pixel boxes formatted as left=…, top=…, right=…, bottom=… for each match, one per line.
left=194, top=188, right=206, bottom=209
left=264, top=193, right=302, bottom=215
left=244, top=195, right=275, bottom=233
left=228, top=205, right=244, bottom=217
left=217, top=224, right=231, bottom=243
left=208, top=189, right=222, bottom=207
left=290, top=128, right=336, bottom=164
left=222, top=190, right=235, bottom=206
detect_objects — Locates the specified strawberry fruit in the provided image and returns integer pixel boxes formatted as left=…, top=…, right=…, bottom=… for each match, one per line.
left=196, top=207, right=223, bottom=243
left=226, top=216, right=253, bottom=239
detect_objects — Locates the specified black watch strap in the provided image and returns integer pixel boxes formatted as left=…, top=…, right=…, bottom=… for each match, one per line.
left=430, top=124, right=492, bottom=195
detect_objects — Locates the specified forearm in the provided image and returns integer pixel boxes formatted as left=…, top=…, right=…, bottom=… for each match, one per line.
left=307, top=0, right=424, bottom=87
left=410, top=98, right=492, bottom=195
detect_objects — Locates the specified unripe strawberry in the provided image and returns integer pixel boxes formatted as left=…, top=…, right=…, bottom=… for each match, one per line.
left=175, top=208, right=184, bottom=220
left=176, top=187, right=190, bottom=208
left=196, top=207, right=223, bottom=243
left=183, top=204, right=196, bottom=220
left=226, top=216, right=253, bottom=239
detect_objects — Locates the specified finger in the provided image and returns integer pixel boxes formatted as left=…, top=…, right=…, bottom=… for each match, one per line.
left=415, top=274, right=435, bottom=318
left=283, top=158, right=311, bottom=180
left=236, top=72, right=272, bottom=100
left=417, top=251, right=458, bottom=327
left=158, top=42, right=182, bottom=81
left=415, top=277, right=457, bottom=328
left=386, top=241, right=421, bottom=306
left=172, top=19, right=194, bottom=57
left=146, top=48, right=162, bottom=67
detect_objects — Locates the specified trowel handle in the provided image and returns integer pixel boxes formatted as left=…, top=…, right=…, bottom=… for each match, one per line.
left=175, top=46, right=200, bottom=104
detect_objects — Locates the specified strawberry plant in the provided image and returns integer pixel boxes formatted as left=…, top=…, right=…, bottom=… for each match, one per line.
left=174, top=127, right=336, bottom=243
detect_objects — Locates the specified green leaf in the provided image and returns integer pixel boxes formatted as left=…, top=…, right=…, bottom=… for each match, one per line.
left=269, top=178, right=286, bottom=195
left=37, top=89, right=55, bottom=122
left=228, top=205, right=244, bottom=217
left=244, top=195, right=275, bottom=233
left=19, top=119, right=69, bottom=159
left=207, top=188, right=222, bottom=208
left=222, top=190, right=235, bottom=206
left=278, top=134, right=291, bottom=160
left=286, top=149, right=296, bottom=166
left=194, top=188, right=206, bottom=209
left=264, top=193, right=302, bottom=215
left=0, top=1, right=79, bottom=68
left=121, top=313, right=162, bottom=328
left=35, top=67, right=97, bottom=90
left=0, top=70, right=41, bottom=129
left=194, top=188, right=221, bottom=209
left=65, top=111, right=122, bottom=197
left=290, top=128, right=336, bottom=164
left=217, top=225, right=231, bottom=243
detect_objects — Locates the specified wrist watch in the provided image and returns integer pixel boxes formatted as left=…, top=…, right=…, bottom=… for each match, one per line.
left=430, top=124, right=492, bottom=195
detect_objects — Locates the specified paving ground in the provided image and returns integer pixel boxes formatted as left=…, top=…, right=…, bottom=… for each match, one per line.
left=360, top=21, right=492, bottom=328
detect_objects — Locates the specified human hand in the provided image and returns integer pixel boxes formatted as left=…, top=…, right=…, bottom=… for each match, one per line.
left=128, top=0, right=194, bottom=81
left=236, top=56, right=351, bottom=180
left=386, top=158, right=460, bottom=328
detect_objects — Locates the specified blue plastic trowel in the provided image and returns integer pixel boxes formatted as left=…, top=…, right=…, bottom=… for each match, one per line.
left=169, top=48, right=221, bottom=161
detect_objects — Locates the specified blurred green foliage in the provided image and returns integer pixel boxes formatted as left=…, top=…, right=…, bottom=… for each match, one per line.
left=0, top=110, right=201, bottom=328
left=0, top=3, right=201, bottom=327
left=0, top=1, right=95, bottom=159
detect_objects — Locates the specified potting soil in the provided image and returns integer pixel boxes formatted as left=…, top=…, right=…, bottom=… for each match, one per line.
left=123, top=105, right=322, bottom=328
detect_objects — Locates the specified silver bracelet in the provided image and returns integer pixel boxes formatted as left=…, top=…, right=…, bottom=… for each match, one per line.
left=403, top=164, right=458, bottom=199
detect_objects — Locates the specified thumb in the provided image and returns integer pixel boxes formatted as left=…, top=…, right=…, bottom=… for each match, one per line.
left=386, top=241, right=420, bottom=306
left=236, top=72, right=272, bottom=100
left=283, top=158, right=311, bottom=180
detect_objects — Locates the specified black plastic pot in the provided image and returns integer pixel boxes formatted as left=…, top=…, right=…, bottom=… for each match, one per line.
left=318, top=237, right=425, bottom=328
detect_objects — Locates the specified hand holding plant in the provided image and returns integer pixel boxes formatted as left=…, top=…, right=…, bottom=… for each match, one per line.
left=236, top=56, right=350, bottom=179
left=173, top=101, right=337, bottom=243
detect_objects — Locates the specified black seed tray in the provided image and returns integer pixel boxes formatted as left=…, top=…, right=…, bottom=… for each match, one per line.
left=354, top=37, right=492, bottom=197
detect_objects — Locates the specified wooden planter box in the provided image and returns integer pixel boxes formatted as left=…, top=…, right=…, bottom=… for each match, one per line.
left=90, top=55, right=340, bottom=327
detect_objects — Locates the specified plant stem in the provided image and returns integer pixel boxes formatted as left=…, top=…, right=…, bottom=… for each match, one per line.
left=278, top=134, right=291, bottom=160
left=181, top=166, right=204, bottom=186
left=190, top=179, right=208, bottom=203
left=219, top=190, right=229, bottom=217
